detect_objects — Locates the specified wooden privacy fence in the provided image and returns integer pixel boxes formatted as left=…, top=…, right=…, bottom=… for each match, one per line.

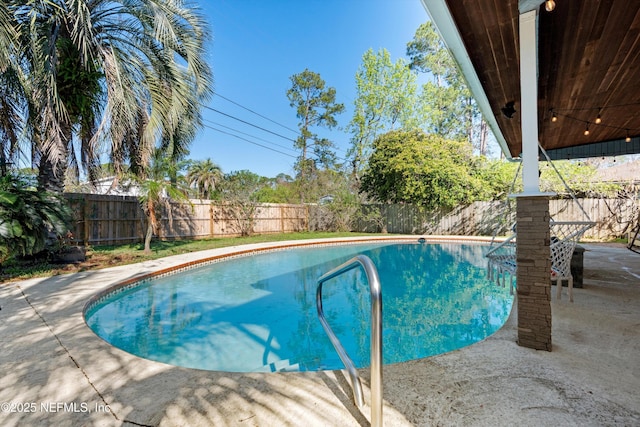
left=63, top=194, right=310, bottom=246
left=352, top=198, right=640, bottom=240
left=63, top=193, right=638, bottom=246
left=65, top=194, right=143, bottom=246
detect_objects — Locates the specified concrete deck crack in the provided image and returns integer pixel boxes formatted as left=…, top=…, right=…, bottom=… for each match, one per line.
left=17, top=284, right=154, bottom=427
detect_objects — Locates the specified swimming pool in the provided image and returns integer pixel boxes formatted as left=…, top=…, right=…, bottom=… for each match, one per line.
left=85, top=240, right=513, bottom=372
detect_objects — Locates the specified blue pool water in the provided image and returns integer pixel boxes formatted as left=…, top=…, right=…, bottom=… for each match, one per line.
left=85, top=241, right=513, bottom=372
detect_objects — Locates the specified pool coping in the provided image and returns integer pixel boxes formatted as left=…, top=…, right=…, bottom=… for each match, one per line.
left=1, top=237, right=638, bottom=426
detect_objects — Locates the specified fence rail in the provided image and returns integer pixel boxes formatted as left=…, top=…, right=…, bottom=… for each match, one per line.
left=63, top=193, right=639, bottom=246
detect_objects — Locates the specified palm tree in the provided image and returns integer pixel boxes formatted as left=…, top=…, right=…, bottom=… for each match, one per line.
left=186, top=159, right=223, bottom=199
left=136, top=149, right=190, bottom=254
left=0, top=3, right=24, bottom=177
left=3, top=0, right=213, bottom=192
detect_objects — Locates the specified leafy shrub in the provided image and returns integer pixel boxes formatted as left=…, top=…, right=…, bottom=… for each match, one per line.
left=0, top=174, right=72, bottom=264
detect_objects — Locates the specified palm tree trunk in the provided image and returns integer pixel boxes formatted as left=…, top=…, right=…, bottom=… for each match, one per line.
left=38, top=156, right=66, bottom=193
left=144, top=220, right=154, bottom=254
left=144, top=199, right=157, bottom=254
left=38, top=122, right=71, bottom=193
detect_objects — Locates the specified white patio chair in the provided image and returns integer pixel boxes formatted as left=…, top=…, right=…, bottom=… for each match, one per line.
left=487, top=221, right=594, bottom=302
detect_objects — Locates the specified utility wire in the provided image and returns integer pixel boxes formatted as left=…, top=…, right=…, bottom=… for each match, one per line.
left=203, top=118, right=298, bottom=153
left=202, top=105, right=297, bottom=143
left=203, top=96, right=351, bottom=160
left=203, top=123, right=297, bottom=158
left=212, top=93, right=300, bottom=135
left=205, top=94, right=351, bottom=157
left=204, top=121, right=349, bottom=165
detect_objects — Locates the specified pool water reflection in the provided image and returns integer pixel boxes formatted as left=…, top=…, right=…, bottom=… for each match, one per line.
left=85, top=242, right=513, bottom=372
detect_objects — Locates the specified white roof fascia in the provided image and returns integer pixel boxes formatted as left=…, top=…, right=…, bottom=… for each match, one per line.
left=420, top=0, right=512, bottom=159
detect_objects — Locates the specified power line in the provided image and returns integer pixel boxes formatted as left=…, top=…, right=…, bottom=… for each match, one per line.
left=204, top=121, right=349, bottom=165
left=203, top=123, right=297, bottom=159
left=203, top=105, right=297, bottom=143
left=213, top=93, right=300, bottom=135
left=202, top=118, right=298, bottom=154
left=202, top=99, right=350, bottom=160
left=206, top=94, right=350, bottom=157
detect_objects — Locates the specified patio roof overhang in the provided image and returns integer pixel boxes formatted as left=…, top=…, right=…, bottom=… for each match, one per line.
left=422, top=0, right=640, bottom=161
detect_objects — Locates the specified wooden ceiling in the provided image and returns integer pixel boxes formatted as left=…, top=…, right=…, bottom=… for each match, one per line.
left=443, top=0, right=640, bottom=159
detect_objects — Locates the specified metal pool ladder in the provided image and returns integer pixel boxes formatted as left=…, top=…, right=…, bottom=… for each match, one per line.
left=316, top=255, right=382, bottom=427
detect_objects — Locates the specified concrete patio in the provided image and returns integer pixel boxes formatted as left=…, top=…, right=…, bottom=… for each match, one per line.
left=1, top=240, right=638, bottom=426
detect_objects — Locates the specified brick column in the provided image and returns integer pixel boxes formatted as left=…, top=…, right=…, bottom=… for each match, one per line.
left=516, top=195, right=552, bottom=351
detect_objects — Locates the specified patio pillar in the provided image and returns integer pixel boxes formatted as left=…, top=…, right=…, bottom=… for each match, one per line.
left=516, top=195, right=552, bottom=350
left=515, top=8, right=553, bottom=350
left=519, top=9, right=540, bottom=194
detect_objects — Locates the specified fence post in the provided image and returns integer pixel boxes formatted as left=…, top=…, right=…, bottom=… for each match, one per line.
left=280, top=205, right=285, bottom=233
left=209, top=203, right=214, bottom=237
left=83, top=198, right=90, bottom=246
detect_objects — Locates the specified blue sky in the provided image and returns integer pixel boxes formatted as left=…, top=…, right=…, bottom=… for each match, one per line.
left=192, top=0, right=431, bottom=178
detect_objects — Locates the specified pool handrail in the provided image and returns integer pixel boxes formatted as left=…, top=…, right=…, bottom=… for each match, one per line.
left=316, top=254, right=382, bottom=427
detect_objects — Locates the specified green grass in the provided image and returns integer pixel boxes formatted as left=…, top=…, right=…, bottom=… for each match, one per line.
left=1, top=232, right=375, bottom=283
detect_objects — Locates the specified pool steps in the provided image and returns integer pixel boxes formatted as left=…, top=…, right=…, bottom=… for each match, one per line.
left=252, top=359, right=300, bottom=372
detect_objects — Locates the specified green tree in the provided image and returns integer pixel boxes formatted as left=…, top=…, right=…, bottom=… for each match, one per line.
left=360, top=129, right=484, bottom=209
left=407, top=22, right=488, bottom=153
left=286, top=69, right=345, bottom=186
left=315, top=171, right=362, bottom=231
left=540, top=160, right=621, bottom=197
left=186, top=159, right=224, bottom=199
left=347, top=48, right=419, bottom=179
left=0, top=173, right=71, bottom=265
left=253, top=173, right=298, bottom=203
left=219, top=170, right=269, bottom=236
left=2, top=0, right=212, bottom=192
left=473, top=158, right=520, bottom=200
